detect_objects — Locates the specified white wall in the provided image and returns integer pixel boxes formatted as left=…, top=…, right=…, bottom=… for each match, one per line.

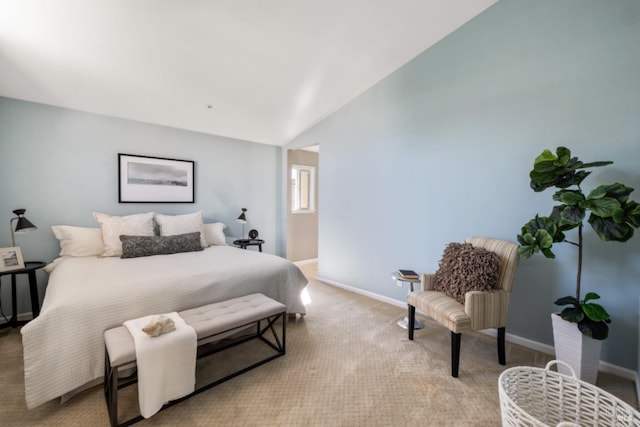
left=286, top=0, right=640, bottom=370
left=0, top=97, right=283, bottom=316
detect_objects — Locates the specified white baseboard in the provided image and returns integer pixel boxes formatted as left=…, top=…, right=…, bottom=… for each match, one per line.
left=481, top=328, right=554, bottom=354
left=483, top=329, right=637, bottom=381
left=294, top=258, right=318, bottom=266
left=316, top=275, right=638, bottom=382
left=317, top=276, right=404, bottom=308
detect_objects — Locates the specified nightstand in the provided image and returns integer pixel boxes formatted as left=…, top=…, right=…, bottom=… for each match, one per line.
left=233, top=239, right=265, bottom=252
left=0, top=261, right=46, bottom=328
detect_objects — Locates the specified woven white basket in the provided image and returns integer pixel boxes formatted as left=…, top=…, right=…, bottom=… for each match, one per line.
left=499, top=360, right=640, bottom=427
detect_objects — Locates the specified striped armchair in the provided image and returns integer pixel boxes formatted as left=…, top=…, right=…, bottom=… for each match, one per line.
left=407, top=237, right=520, bottom=377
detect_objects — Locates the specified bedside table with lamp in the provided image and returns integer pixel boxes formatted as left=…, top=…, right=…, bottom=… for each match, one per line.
left=0, top=209, right=46, bottom=329
left=232, top=208, right=265, bottom=251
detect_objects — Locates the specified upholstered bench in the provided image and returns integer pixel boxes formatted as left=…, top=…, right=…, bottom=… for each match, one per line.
left=103, top=293, right=287, bottom=427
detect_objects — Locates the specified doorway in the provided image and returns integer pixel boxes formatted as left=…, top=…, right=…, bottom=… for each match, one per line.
left=286, top=145, right=319, bottom=262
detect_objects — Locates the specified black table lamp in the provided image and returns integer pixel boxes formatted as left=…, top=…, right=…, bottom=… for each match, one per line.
left=236, top=208, right=247, bottom=240
left=10, top=209, right=37, bottom=247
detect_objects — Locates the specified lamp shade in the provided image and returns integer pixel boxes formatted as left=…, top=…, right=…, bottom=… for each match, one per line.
left=10, top=208, right=37, bottom=247
left=236, top=208, right=247, bottom=224
left=13, top=209, right=37, bottom=233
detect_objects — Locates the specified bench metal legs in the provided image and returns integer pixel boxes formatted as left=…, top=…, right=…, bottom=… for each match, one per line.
left=104, top=311, right=286, bottom=427
left=104, top=348, right=118, bottom=427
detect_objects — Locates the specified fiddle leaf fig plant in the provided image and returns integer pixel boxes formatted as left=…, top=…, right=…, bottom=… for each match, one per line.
left=517, top=147, right=640, bottom=340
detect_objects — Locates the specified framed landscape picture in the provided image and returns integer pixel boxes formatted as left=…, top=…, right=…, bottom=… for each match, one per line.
left=0, top=247, right=25, bottom=272
left=118, top=154, right=195, bottom=203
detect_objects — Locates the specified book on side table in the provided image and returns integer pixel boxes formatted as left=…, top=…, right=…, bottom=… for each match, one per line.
left=398, top=269, right=419, bottom=280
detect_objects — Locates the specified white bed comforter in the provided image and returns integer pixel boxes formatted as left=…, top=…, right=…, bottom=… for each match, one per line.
left=21, top=246, right=307, bottom=409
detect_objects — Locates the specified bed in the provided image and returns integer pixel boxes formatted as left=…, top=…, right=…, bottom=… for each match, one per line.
left=20, top=245, right=308, bottom=409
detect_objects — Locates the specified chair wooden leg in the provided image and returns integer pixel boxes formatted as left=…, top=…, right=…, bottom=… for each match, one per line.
left=451, top=332, right=461, bottom=377
left=497, top=327, right=506, bottom=365
left=408, top=305, right=415, bottom=340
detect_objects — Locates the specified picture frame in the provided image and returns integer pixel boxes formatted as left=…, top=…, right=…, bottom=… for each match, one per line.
left=0, top=247, right=25, bottom=272
left=118, top=154, right=195, bottom=203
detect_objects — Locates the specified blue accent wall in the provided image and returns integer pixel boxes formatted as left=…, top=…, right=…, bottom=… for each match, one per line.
left=0, top=97, right=283, bottom=316
left=287, top=0, right=640, bottom=369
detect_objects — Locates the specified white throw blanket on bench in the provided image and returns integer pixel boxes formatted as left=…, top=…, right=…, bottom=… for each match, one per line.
left=124, top=312, right=197, bottom=419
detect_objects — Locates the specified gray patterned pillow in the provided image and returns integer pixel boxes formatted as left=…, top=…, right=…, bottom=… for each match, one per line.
left=120, top=232, right=203, bottom=259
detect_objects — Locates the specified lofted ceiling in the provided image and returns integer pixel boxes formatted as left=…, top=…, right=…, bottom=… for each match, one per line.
left=0, top=1, right=496, bottom=146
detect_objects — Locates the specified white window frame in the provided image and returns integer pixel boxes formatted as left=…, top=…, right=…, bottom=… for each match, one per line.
left=291, top=164, right=316, bottom=214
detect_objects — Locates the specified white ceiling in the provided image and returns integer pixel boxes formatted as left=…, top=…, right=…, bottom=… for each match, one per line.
left=0, top=0, right=496, bottom=146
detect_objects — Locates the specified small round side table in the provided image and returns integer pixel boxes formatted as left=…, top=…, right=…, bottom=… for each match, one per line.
left=233, top=239, right=265, bottom=252
left=391, top=272, right=424, bottom=330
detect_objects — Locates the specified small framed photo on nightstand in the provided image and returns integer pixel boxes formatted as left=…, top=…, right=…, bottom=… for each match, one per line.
left=0, top=247, right=25, bottom=272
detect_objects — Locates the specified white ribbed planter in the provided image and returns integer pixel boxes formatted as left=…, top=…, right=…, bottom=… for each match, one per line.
left=551, top=313, right=602, bottom=384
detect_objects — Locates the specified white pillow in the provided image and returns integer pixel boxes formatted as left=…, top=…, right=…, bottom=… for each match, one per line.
left=203, top=222, right=227, bottom=246
left=154, top=211, right=206, bottom=248
left=51, top=225, right=104, bottom=257
left=93, top=212, right=155, bottom=257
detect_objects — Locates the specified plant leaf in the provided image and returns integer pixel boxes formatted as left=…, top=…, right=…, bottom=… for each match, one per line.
left=522, top=216, right=558, bottom=237
left=583, top=303, right=610, bottom=322
left=555, top=171, right=581, bottom=188
left=549, top=206, right=575, bottom=233
left=571, top=170, right=592, bottom=187
left=517, top=246, right=536, bottom=259
left=578, top=320, right=609, bottom=340
left=595, top=183, right=633, bottom=202
left=530, top=168, right=557, bottom=184
left=577, top=320, right=594, bottom=338
left=517, top=216, right=563, bottom=259
left=579, top=160, right=614, bottom=169
left=531, top=161, right=560, bottom=176
left=624, top=201, right=640, bottom=228
left=555, top=296, right=579, bottom=306
left=587, top=197, right=622, bottom=218
left=555, top=147, right=571, bottom=165
left=553, top=190, right=585, bottom=206
left=559, top=307, right=583, bottom=322
left=541, top=248, right=555, bottom=258
left=587, top=186, right=607, bottom=200
left=516, top=234, right=527, bottom=246
left=535, top=229, right=553, bottom=249
left=534, top=149, right=557, bottom=164
left=558, top=205, right=585, bottom=227
left=583, top=292, right=600, bottom=302
left=589, top=215, right=633, bottom=241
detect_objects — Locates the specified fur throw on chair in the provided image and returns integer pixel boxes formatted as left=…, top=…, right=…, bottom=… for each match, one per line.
left=434, top=242, right=500, bottom=304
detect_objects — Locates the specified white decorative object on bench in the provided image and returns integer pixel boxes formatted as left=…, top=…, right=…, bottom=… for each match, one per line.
left=123, top=312, right=196, bottom=419
left=104, top=293, right=287, bottom=427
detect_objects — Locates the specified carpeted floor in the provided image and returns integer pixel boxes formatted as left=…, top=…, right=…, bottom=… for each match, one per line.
left=0, top=262, right=636, bottom=426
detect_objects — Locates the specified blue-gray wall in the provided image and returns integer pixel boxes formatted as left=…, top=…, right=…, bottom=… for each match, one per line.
left=287, top=0, right=640, bottom=370
left=0, top=97, right=283, bottom=316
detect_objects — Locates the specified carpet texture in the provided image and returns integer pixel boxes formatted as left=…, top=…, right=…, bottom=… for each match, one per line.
left=0, top=263, right=636, bottom=426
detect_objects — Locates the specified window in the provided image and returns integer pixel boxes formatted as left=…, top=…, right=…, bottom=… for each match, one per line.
left=291, top=164, right=316, bottom=213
